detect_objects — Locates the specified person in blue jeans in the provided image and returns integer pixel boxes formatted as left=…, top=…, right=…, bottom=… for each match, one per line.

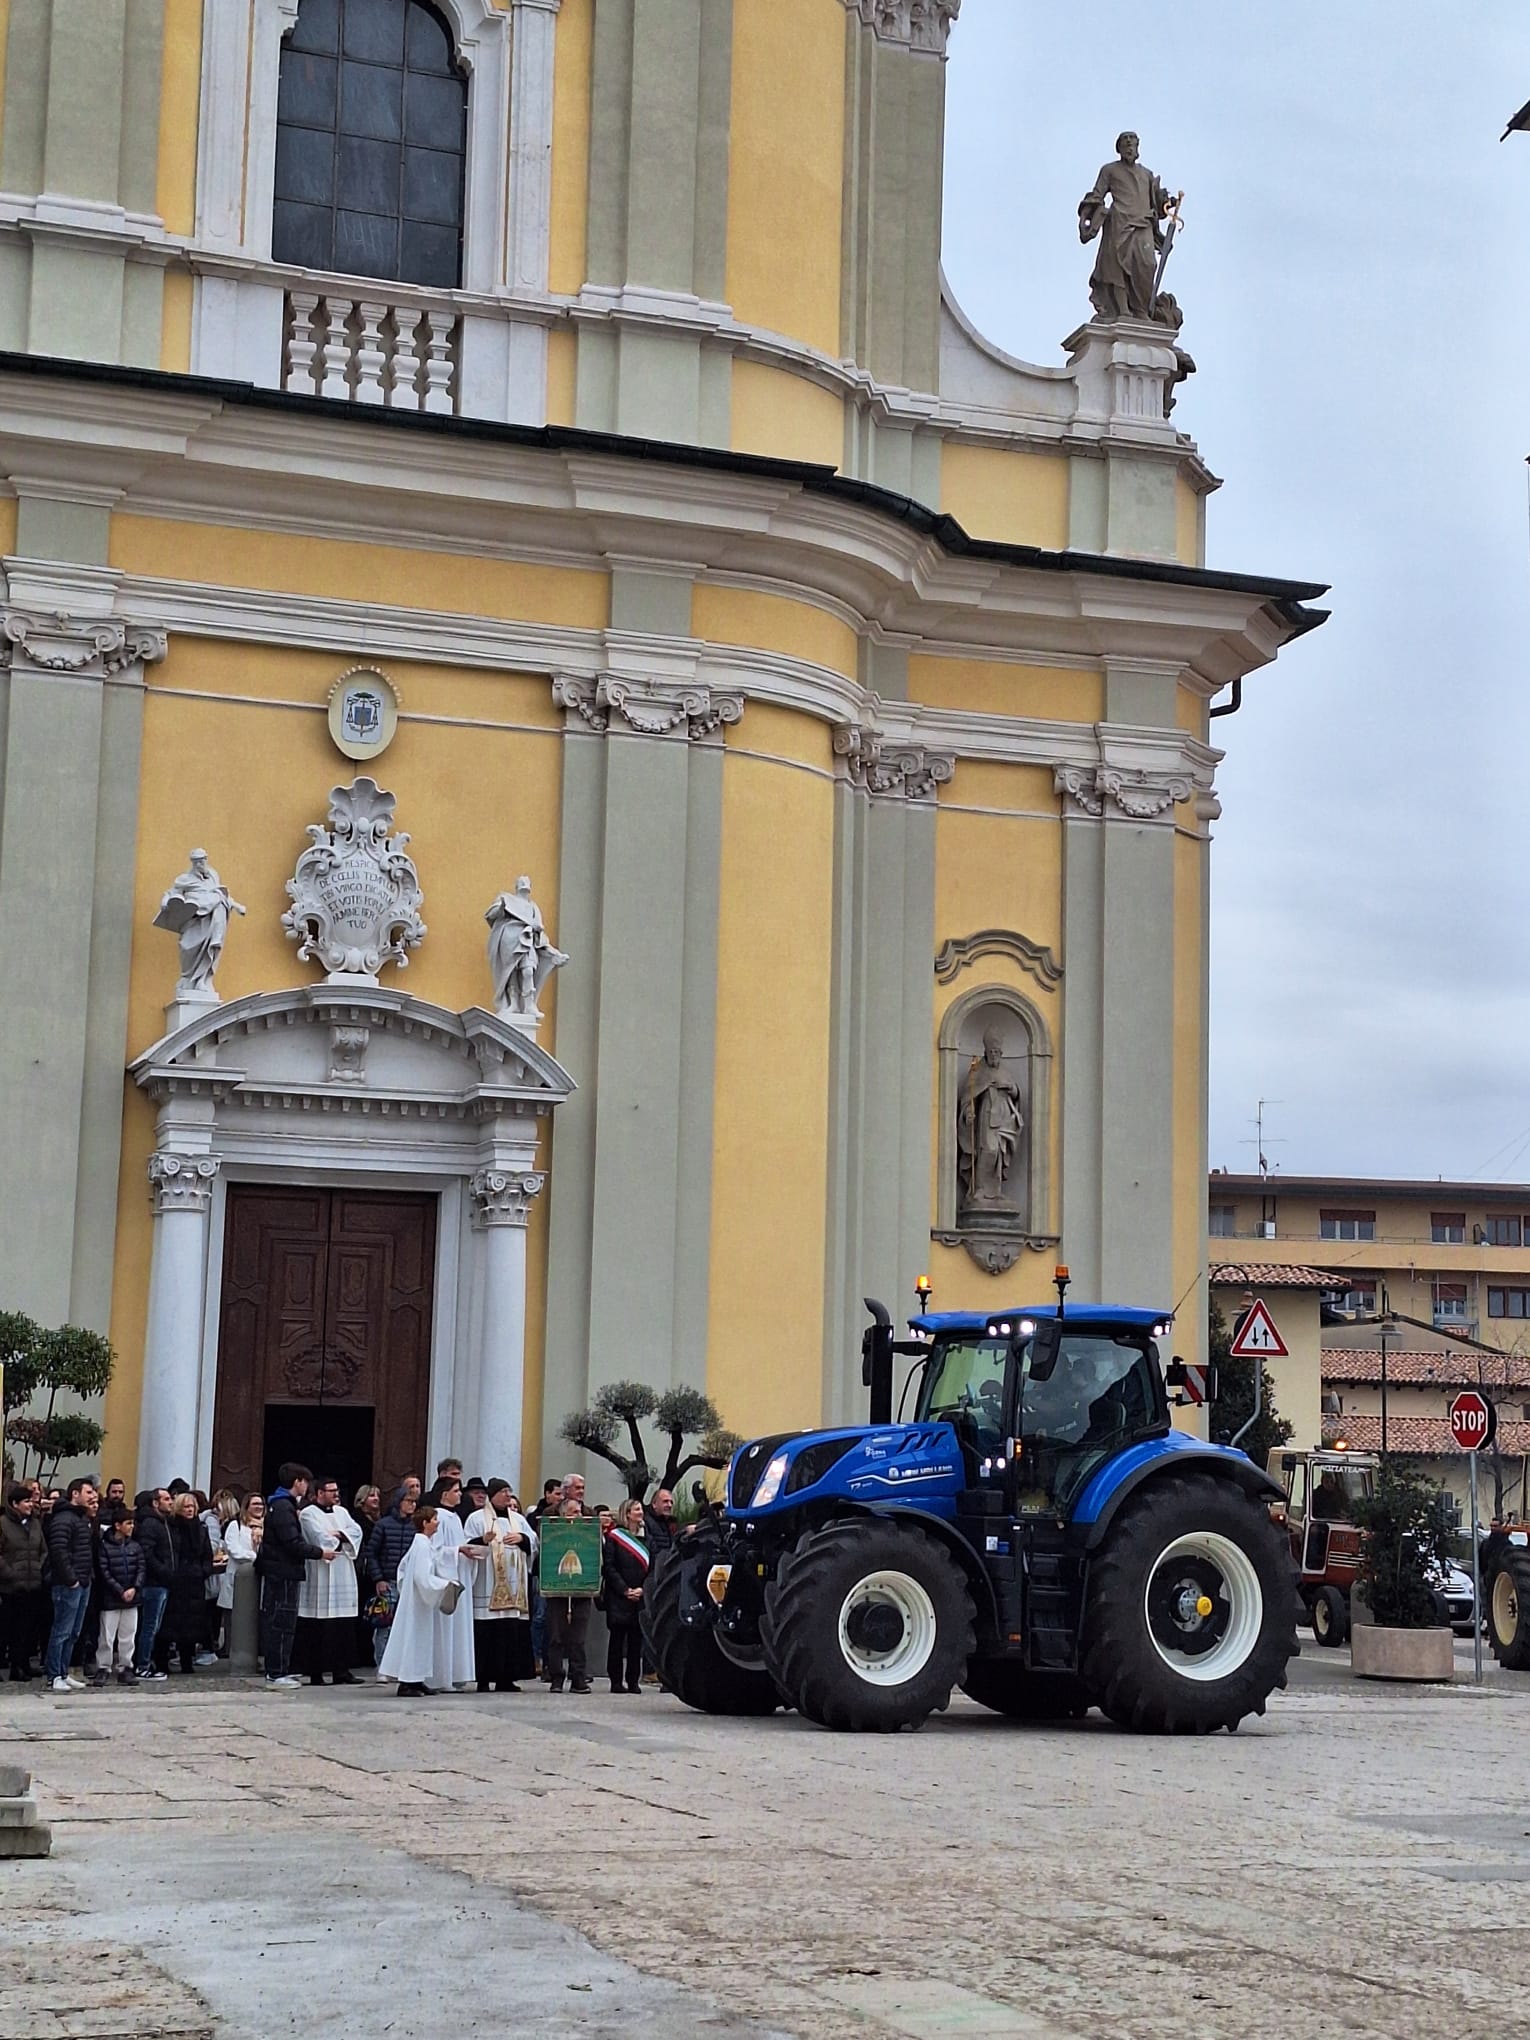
left=43, top=1478, right=98, bottom=1692
left=132, top=1487, right=175, bottom=1682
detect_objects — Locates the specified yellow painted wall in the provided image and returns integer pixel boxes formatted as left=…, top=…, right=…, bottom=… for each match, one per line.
left=102, top=638, right=567, bottom=1485
left=156, top=0, right=201, bottom=236
left=0, top=492, right=15, bottom=555
left=724, top=698, right=834, bottom=774
left=549, top=0, right=591, bottom=296
left=941, top=443, right=1070, bottom=552
left=707, top=745, right=835, bottom=1435
left=1176, top=686, right=1208, bottom=743
left=110, top=516, right=610, bottom=630
left=908, top=654, right=1104, bottom=726
left=1176, top=478, right=1203, bottom=568
left=928, top=796, right=1064, bottom=1312
left=545, top=325, right=576, bottom=426
left=1172, top=830, right=1207, bottom=1372
left=159, top=268, right=192, bottom=372
left=725, top=0, right=844, bottom=356
left=731, top=359, right=843, bottom=470
left=0, top=0, right=10, bottom=157
left=692, top=581, right=858, bottom=680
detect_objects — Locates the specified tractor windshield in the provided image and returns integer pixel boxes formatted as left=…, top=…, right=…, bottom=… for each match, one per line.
left=920, top=1337, right=1008, bottom=1455
left=1018, top=1328, right=1162, bottom=1516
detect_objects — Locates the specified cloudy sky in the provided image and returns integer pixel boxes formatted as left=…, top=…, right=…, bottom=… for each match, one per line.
left=942, top=3, right=1530, bottom=1184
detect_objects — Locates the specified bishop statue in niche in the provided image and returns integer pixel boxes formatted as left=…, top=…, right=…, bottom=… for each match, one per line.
left=957, top=1025, right=1026, bottom=1224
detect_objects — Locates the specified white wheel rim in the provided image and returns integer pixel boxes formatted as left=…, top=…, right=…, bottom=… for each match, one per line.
left=1494, top=1570, right=1518, bottom=1642
left=837, top=1570, right=938, bottom=1687
left=1144, top=1531, right=1263, bottom=1684
left=1313, top=1596, right=1330, bottom=1637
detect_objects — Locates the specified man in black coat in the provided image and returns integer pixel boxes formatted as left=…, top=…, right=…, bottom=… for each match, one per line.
left=42, top=1478, right=97, bottom=1692
left=132, top=1488, right=176, bottom=1681
left=0, top=1485, right=46, bottom=1680
left=256, top=1463, right=311, bottom=1688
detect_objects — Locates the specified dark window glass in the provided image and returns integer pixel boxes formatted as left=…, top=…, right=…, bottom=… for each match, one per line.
left=343, top=0, right=406, bottom=64
left=274, top=125, right=335, bottom=206
left=1488, top=1215, right=1523, bottom=1247
left=289, top=0, right=339, bottom=55
left=272, top=0, right=465, bottom=287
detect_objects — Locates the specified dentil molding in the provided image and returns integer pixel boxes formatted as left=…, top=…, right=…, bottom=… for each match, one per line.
left=835, top=725, right=955, bottom=803
left=553, top=674, right=744, bottom=743
left=147, top=1152, right=222, bottom=1214
left=1, top=610, right=167, bottom=678
left=1054, top=764, right=1194, bottom=824
left=469, top=1167, right=546, bottom=1228
left=845, top=0, right=961, bottom=54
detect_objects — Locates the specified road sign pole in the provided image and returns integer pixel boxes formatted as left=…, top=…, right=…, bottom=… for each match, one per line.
left=1470, top=1448, right=1483, bottom=1685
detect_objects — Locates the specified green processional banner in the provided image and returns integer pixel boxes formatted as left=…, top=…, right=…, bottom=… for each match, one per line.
left=537, top=1515, right=603, bottom=1596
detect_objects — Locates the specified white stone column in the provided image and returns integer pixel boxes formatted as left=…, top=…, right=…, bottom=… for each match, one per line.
left=137, top=1153, right=221, bottom=1491
left=470, top=1168, right=544, bottom=1486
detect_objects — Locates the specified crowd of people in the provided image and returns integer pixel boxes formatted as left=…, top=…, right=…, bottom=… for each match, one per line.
left=0, top=1462, right=682, bottom=1699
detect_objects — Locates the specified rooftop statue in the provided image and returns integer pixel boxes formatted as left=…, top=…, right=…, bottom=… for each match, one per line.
left=1078, top=132, right=1183, bottom=326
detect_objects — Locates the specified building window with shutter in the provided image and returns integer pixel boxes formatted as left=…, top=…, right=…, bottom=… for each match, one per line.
left=1320, top=1209, right=1375, bottom=1242
left=273, top=0, right=467, bottom=288
left=1431, top=1212, right=1465, bottom=1245
left=1486, top=1215, right=1524, bottom=1248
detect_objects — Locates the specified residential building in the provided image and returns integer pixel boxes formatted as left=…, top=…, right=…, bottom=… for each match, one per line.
left=1208, top=1263, right=1340, bottom=1455
left=1321, top=1347, right=1530, bottom=1525
left=1208, top=1173, right=1530, bottom=1352
left=0, top=1, right=1323, bottom=1497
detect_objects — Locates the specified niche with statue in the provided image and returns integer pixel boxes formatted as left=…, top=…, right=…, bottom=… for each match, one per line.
left=934, top=987, right=1055, bottom=1275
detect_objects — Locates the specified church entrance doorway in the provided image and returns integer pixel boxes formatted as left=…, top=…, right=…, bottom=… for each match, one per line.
left=211, top=1186, right=436, bottom=1502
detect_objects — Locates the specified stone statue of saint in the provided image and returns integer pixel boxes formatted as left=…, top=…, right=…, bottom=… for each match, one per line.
left=958, top=1026, right=1025, bottom=1216
left=154, top=850, right=246, bottom=999
left=485, top=876, right=568, bottom=1022
left=1078, top=131, right=1175, bottom=323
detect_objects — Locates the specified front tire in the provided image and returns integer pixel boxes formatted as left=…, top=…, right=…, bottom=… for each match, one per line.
left=761, top=1518, right=974, bottom=1732
left=962, top=1660, right=1092, bottom=1721
left=1311, top=1584, right=1349, bottom=1648
left=642, top=1541, right=783, bottom=1716
left=1080, top=1474, right=1297, bottom=1734
left=1486, top=1551, right=1530, bottom=1670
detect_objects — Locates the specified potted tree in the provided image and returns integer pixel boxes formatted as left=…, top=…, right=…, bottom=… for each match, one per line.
left=1349, top=1458, right=1455, bottom=1681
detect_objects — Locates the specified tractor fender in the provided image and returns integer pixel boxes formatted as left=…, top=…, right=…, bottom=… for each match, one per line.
left=1074, top=1434, right=1283, bottom=1553
left=835, top=1501, right=1001, bottom=1634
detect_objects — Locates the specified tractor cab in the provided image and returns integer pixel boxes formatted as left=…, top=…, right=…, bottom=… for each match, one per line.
left=911, top=1305, right=1176, bottom=1520
left=1268, top=1447, right=1375, bottom=1645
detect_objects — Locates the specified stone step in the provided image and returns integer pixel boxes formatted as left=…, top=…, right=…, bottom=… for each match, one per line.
left=0, top=1796, right=38, bottom=1827
left=0, top=1763, right=31, bottom=1796
left=0, top=1821, right=51, bottom=1857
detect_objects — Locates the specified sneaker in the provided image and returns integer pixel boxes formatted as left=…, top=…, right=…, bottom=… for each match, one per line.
left=143, top=1668, right=168, bottom=1682
left=265, top=1675, right=302, bottom=1689
left=547, top=1681, right=564, bottom=1693
left=50, top=1676, right=72, bottom=1693
left=65, top=1676, right=87, bottom=1690
left=194, top=1651, right=218, bottom=1668
left=570, top=1681, right=592, bottom=1694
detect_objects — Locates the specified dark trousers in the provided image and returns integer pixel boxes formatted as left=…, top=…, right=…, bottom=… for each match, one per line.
left=0, top=1590, right=44, bottom=1673
left=134, top=1586, right=169, bottom=1671
left=260, top=1576, right=302, bottom=1679
left=545, top=1597, right=590, bottom=1687
left=606, top=1620, right=642, bottom=1692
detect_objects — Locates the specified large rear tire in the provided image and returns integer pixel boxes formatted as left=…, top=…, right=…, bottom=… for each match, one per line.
left=761, top=1518, right=974, bottom=1732
left=1080, top=1474, right=1297, bottom=1734
left=642, top=1541, right=783, bottom=1716
left=1486, top=1551, right=1530, bottom=1670
left=961, top=1660, right=1092, bottom=1721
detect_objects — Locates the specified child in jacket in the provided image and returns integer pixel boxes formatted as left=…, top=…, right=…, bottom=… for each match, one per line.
left=96, top=1507, right=146, bottom=1684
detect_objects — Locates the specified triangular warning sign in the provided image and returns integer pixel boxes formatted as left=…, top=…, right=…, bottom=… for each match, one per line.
left=1229, top=1298, right=1288, bottom=1359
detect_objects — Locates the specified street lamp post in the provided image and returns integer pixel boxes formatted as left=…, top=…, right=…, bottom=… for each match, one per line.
left=1377, top=1315, right=1399, bottom=1457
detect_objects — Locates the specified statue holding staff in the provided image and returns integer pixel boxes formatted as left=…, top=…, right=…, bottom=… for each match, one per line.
left=1079, top=131, right=1181, bottom=323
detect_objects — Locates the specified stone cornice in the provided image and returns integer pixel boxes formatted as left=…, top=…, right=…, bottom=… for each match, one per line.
left=0, top=607, right=167, bottom=678
left=1054, top=763, right=1196, bottom=825
left=552, top=673, right=744, bottom=742
left=834, top=725, right=955, bottom=803
left=844, top=0, right=961, bottom=55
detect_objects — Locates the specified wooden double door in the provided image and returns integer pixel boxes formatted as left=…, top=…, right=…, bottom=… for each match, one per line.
left=212, top=1186, right=436, bottom=1503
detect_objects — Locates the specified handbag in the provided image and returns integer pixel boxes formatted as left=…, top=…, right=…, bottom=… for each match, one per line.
left=365, top=1580, right=398, bottom=1626
left=440, top=1579, right=464, bottom=1616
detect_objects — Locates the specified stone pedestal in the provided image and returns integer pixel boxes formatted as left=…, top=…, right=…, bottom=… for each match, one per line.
left=229, top=1563, right=260, bottom=1676
left=1351, top=1624, right=1455, bottom=1682
left=1064, top=318, right=1185, bottom=432
left=0, top=1769, right=51, bottom=1858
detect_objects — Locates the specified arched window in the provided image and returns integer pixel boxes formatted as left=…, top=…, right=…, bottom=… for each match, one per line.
left=272, top=0, right=467, bottom=289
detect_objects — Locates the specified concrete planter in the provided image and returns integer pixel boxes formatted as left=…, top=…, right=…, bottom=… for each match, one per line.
left=1351, top=1623, right=1455, bottom=1682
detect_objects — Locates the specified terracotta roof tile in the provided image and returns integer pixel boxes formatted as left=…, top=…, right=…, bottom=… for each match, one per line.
left=1323, top=1350, right=1530, bottom=1389
left=1209, top=1263, right=1345, bottom=1290
left=1321, top=1413, right=1530, bottom=1455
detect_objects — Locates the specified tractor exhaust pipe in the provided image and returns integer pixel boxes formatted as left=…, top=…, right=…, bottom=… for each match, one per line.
left=862, top=1298, right=894, bottom=1425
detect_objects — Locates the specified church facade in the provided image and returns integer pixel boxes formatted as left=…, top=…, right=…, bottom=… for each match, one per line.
left=0, top=0, right=1324, bottom=1498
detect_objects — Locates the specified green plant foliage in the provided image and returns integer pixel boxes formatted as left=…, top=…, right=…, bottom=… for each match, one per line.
left=4, top=1412, right=105, bottom=1480
left=0, top=1315, right=115, bottom=1481
left=0, top=1312, right=44, bottom=1412
left=1353, top=1458, right=1454, bottom=1631
left=1208, top=1299, right=1293, bottom=1465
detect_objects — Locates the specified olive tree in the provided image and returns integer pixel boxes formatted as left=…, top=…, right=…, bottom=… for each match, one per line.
left=559, top=1381, right=741, bottom=1501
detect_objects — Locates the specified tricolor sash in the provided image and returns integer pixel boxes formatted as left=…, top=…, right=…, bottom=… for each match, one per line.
left=607, top=1527, right=650, bottom=1571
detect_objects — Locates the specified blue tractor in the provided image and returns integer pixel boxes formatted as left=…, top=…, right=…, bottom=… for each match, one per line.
left=644, top=1282, right=1296, bottom=1733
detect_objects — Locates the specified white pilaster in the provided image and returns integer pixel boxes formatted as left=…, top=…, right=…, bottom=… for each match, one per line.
left=470, top=1168, right=544, bottom=1485
left=138, top=1153, right=221, bottom=1490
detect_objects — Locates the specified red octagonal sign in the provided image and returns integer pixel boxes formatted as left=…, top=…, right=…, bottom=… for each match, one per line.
left=1448, top=1390, right=1496, bottom=1452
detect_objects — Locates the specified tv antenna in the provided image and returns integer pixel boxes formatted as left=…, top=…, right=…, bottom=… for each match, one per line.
left=1241, top=1098, right=1285, bottom=1182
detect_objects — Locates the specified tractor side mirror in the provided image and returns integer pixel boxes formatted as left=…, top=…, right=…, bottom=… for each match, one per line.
left=1202, top=1365, right=1219, bottom=1405
left=1165, top=1359, right=1188, bottom=1388
left=1028, top=1321, right=1062, bottom=1382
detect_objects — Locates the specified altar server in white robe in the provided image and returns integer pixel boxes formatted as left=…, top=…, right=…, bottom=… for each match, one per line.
left=293, top=1477, right=362, bottom=1687
left=426, top=1477, right=483, bottom=1688
left=380, top=1506, right=460, bottom=1695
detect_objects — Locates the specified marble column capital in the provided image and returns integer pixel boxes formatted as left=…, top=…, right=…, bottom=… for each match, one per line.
left=147, top=1151, right=222, bottom=1215
left=470, top=1168, right=545, bottom=1228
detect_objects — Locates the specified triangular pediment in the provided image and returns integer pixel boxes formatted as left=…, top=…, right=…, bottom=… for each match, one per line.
left=129, top=984, right=575, bottom=1113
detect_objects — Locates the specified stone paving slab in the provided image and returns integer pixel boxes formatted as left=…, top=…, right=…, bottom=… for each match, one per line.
left=0, top=1646, right=1528, bottom=2036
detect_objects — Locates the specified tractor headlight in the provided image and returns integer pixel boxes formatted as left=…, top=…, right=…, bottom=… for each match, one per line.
left=750, top=1452, right=790, bottom=1509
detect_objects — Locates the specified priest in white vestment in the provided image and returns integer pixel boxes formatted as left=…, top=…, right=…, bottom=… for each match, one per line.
left=380, top=1508, right=463, bottom=1694
left=462, top=1479, right=537, bottom=1692
left=293, top=1477, right=362, bottom=1687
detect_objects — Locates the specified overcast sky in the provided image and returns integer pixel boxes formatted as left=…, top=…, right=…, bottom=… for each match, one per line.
left=942, top=3, right=1530, bottom=1186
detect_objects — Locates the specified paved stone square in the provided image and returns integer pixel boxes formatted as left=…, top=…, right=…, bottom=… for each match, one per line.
left=1, top=1643, right=1527, bottom=2040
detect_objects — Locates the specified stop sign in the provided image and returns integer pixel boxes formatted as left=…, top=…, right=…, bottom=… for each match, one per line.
left=1448, top=1390, right=1497, bottom=1452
